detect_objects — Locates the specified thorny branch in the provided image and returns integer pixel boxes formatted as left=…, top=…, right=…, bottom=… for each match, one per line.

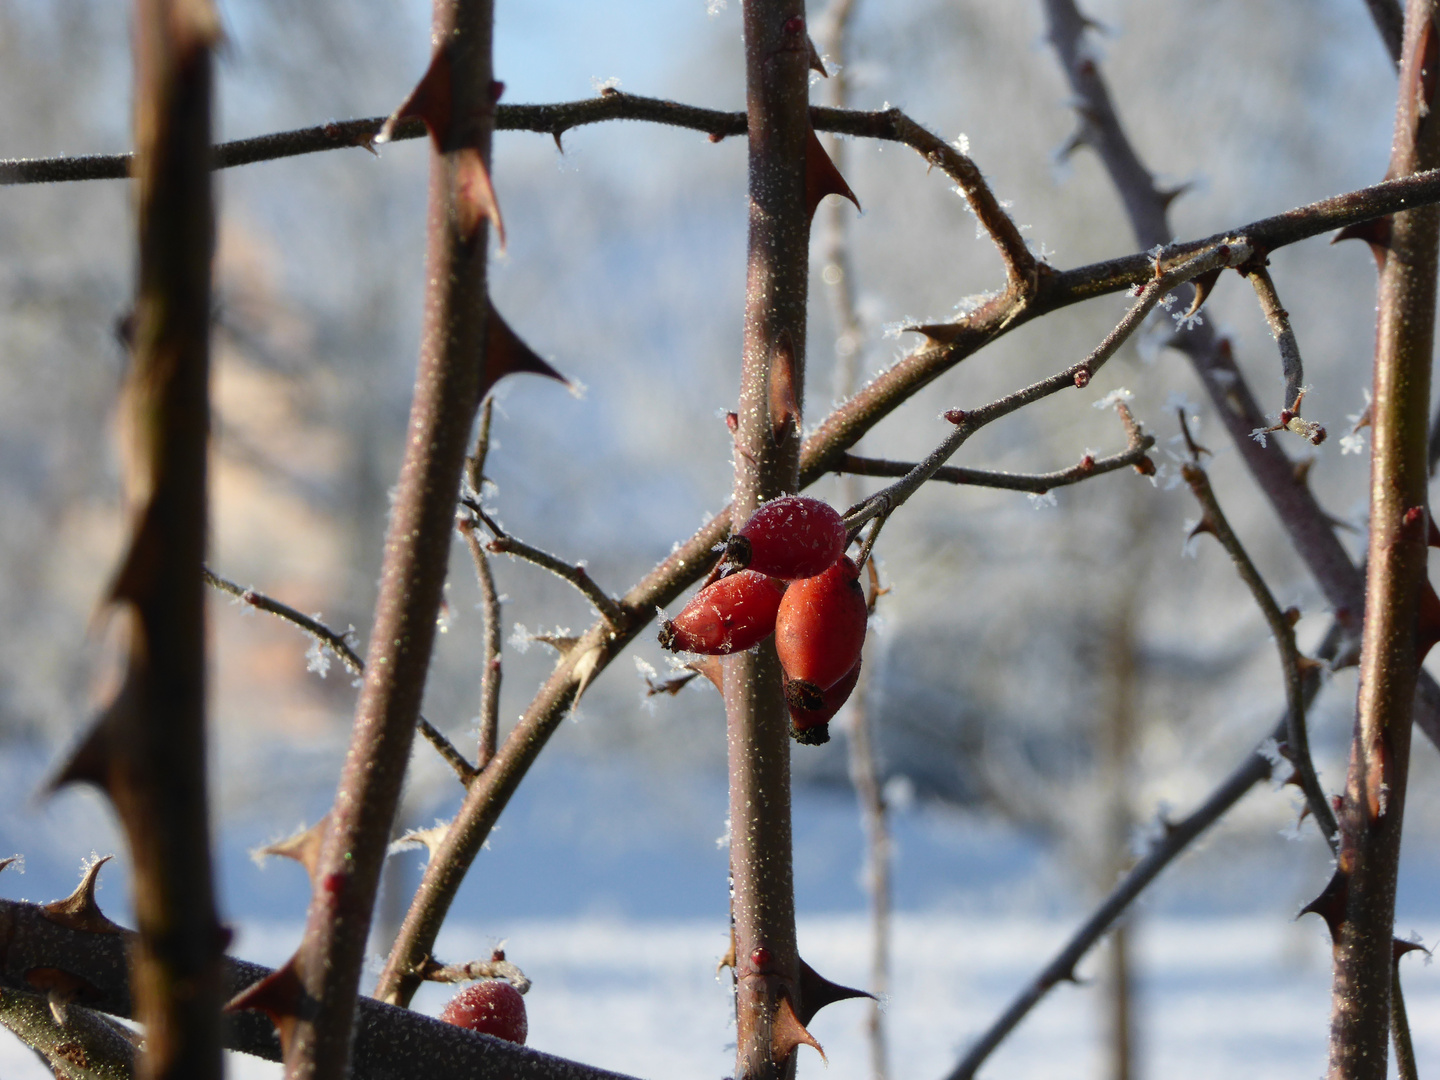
left=946, top=625, right=1343, bottom=1080
left=1326, top=1, right=1439, bottom=1074
left=1040, top=0, right=1440, bottom=760
left=840, top=241, right=1248, bottom=535
left=0, top=890, right=639, bottom=1080
left=284, top=0, right=502, bottom=1074
left=1176, top=417, right=1337, bottom=849
left=203, top=568, right=477, bottom=784
left=1244, top=263, right=1325, bottom=444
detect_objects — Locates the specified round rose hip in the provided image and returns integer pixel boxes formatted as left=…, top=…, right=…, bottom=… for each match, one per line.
left=727, top=495, right=846, bottom=580
left=439, top=980, right=528, bottom=1044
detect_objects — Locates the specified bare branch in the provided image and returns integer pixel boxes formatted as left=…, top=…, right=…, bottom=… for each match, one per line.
left=289, top=2, right=501, bottom=1073
left=835, top=426, right=1153, bottom=494
left=204, top=567, right=477, bottom=784
left=464, top=502, right=625, bottom=631
left=1177, top=416, right=1337, bottom=849
left=0, top=893, right=640, bottom=1080
left=1327, top=4, right=1440, bottom=1075
left=841, top=241, right=1249, bottom=534
left=48, top=2, right=227, bottom=1075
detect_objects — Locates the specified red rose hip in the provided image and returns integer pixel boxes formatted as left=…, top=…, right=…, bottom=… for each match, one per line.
left=727, top=495, right=847, bottom=580
left=439, top=979, right=528, bottom=1044
left=658, top=570, right=787, bottom=654
left=787, top=655, right=861, bottom=745
left=775, top=556, right=867, bottom=710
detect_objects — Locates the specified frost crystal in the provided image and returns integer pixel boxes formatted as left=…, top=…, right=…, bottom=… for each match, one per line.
left=706, top=0, right=726, bottom=12
left=1027, top=490, right=1058, bottom=510
left=1340, top=432, right=1366, bottom=455
left=1172, top=309, right=1204, bottom=331
left=715, top=817, right=732, bottom=849
left=1249, top=428, right=1269, bottom=448
left=952, top=133, right=970, bottom=155
left=1092, top=388, right=1133, bottom=409
left=509, top=623, right=533, bottom=654
left=306, top=638, right=331, bottom=679
left=591, top=76, right=621, bottom=94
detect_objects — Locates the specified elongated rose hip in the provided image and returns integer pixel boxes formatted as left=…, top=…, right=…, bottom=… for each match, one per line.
left=726, top=495, right=847, bottom=580
left=775, top=555, right=868, bottom=710
left=658, top=570, right=787, bottom=654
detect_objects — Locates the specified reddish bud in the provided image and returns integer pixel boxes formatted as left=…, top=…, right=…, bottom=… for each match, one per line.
left=751, top=947, right=772, bottom=969
left=943, top=408, right=967, bottom=424
left=1404, top=506, right=1425, bottom=527
left=727, top=496, right=846, bottom=580
left=658, top=571, right=787, bottom=655
left=776, top=556, right=868, bottom=702
left=440, top=981, right=528, bottom=1045
left=783, top=15, right=805, bottom=34
left=1078, top=454, right=1095, bottom=473
left=725, top=411, right=739, bottom=434
left=1073, top=369, right=1091, bottom=388
left=1134, top=456, right=1157, bottom=476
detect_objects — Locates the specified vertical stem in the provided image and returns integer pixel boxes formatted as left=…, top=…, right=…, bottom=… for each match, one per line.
left=1327, top=4, right=1440, bottom=1077
left=287, top=1, right=495, bottom=1075
left=728, top=2, right=812, bottom=1078
left=122, top=1, right=224, bottom=1076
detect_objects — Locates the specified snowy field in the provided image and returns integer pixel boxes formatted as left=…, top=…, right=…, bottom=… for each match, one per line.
left=3, top=910, right=1439, bottom=1078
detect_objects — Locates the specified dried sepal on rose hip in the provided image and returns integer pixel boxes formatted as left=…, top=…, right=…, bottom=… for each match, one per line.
left=787, top=655, right=861, bottom=746
left=726, top=495, right=847, bottom=580
left=775, top=555, right=868, bottom=710
left=439, top=979, right=528, bottom=1044
left=657, top=570, right=787, bottom=655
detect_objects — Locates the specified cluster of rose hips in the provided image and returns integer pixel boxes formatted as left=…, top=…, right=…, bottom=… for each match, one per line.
left=657, top=495, right=867, bottom=745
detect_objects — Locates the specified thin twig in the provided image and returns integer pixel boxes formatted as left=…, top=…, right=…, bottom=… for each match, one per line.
left=463, top=398, right=504, bottom=768
left=1176, top=416, right=1338, bottom=850
left=835, top=431, right=1152, bottom=494
left=464, top=502, right=625, bottom=631
left=945, top=625, right=1341, bottom=1080
left=204, top=567, right=363, bottom=673
left=458, top=520, right=503, bottom=769
left=203, top=567, right=477, bottom=783
left=842, top=241, right=1248, bottom=534
left=1245, top=263, right=1323, bottom=442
